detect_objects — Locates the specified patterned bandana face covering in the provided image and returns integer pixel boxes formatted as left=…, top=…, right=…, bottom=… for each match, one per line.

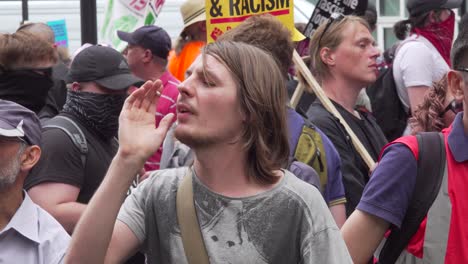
left=62, top=90, right=127, bottom=139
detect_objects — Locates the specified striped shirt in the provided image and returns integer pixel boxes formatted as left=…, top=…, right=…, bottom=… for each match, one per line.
left=145, top=71, right=180, bottom=171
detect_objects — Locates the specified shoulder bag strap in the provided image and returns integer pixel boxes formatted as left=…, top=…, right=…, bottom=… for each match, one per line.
left=42, top=115, right=88, bottom=167
left=378, top=132, right=445, bottom=264
left=176, top=168, right=210, bottom=264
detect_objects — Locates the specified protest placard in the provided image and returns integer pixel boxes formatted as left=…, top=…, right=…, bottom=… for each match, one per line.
left=205, top=0, right=302, bottom=43
left=47, top=19, right=69, bottom=47
left=100, top=0, right=165, bottom=51
left=303, top=0, right=367, bottom=38
left=296, top=0, right=367, bottom=56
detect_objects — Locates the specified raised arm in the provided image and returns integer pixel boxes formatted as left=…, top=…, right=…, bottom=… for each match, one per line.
left=65, top=80, right=174, bottom=264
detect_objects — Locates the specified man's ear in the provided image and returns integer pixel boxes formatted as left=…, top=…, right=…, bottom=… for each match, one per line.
left=319, top=47, right=336, bottom=66
left=447, top=70, right=465, bottom=101
left=142, top=49, right=153, bottom=63
left=20, top=145, right=41, bottom=172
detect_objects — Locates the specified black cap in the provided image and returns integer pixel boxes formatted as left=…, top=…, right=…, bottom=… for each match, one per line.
left=407, top=0, right=462, bottom=16
left=117, top=25, right=172, bottom=59
left=67, top=45, right=143, bottom=90
left=0, top=99, right=41, bottom=146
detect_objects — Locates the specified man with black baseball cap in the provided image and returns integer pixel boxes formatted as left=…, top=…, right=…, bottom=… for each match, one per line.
left=118, top=25, right=179, bottom=171
left=24, top=45, right=142, bottom=234
left=0, top=100, right=70, bottom=263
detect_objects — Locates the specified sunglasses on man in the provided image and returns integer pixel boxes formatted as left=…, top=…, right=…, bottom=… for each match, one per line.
left=0, top=65, right=53, bottom=78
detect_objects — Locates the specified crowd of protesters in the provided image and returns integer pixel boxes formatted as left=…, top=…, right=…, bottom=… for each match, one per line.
left=0, top=0, right=467, bottom=263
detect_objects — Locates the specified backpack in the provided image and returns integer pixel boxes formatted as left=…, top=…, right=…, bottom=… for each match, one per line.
left=377, top=132, right=446, bottom=263
left=367, top=40, right=420, bottom=142
left=287, top=109, right=328, bottom=192
left=366, top=65, right=408, bottom=142
left=42, top=115, right=88, bottom=168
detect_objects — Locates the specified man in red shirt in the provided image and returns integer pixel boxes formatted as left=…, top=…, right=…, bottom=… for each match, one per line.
left=118, top=25, right=179, bottom=171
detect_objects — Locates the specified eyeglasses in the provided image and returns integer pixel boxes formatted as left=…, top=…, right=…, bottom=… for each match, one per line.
left=318, top=13, right=345, bottom=46
left=456, top=67, right=468, bottom=73
left=441, top=99, right=463, bottom=116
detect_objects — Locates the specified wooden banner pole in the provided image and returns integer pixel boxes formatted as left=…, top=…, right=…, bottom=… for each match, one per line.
left=289, top=78, right=305, bottom=109
left=292, top=50, right=376, bottom=169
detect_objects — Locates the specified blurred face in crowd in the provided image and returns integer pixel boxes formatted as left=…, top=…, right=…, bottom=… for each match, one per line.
left=433, top=8, right=452, bottom=23
left=329, top=22, right=380, bottom=87
left=0, top=137, right=24, bottom=189
left=174, top=54, right=244, bottom=148
left=124, top=44, right=146, bottom=79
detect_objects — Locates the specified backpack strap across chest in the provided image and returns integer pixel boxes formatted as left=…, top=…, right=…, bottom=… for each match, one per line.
left=42, top=115, right=88, bottom=168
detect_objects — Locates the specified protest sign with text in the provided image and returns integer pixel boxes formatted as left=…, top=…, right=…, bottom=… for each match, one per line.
left=206, top=0, right=299, bottom=43
left=304, top=0, right=367, bottom=38
left=296, top=0, right=367, bottom=56
left=47, top=19, right=69, bottom=47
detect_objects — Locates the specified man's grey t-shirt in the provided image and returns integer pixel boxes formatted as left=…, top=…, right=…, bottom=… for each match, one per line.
left=118, top=167, right=351, bottom=263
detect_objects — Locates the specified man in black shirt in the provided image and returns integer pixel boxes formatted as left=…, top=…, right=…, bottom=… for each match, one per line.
left=306, top=15, right=387, bottom=216
left=24, top=45, right=142, bottom=233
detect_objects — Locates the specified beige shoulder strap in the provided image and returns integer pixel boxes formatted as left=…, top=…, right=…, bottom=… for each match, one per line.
left=176, top=168, right=210, bottom=264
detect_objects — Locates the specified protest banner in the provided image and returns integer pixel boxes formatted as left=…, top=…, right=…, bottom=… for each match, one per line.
left=47, top=19, right=69, bottom=47
left=100, top=0, right=165, bottom=51
left=303, top=0, right=367, bottom=38
left=296, top=0, right=367, bottom=56
left=292, top=50, right=376, bottom=169
left=205, top=0, right=303, bottom=43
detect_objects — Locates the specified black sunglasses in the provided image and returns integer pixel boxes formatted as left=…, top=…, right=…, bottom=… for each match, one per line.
left=318, top=13, right=346, bottom=46
left=18, top=67, right=53, bottom=78
left=3, top=67, right=53, bottom=78
left=456, top=67, right=468, bottom=73
left=441, top=99, right=463, bottom=116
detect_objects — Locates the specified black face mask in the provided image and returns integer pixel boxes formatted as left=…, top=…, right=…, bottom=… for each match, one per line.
left=0, top=68, right=54, bottom=114
left=62, top=90, right=127, bottom=139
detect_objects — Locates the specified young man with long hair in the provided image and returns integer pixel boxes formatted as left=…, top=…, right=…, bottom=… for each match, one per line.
left=65, top=41, right=351, bottom=263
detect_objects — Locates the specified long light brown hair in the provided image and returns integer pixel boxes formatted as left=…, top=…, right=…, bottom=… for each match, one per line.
left=203, top=41, right=290, bottom=184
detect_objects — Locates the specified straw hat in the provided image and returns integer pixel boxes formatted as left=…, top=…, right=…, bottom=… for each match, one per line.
left=180, top=0, right=206, bottom=30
